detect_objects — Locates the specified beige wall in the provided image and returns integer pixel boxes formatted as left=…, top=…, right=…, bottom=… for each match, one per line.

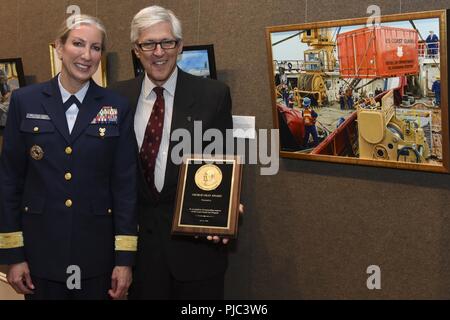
left=0, top=281, right=23, bottom=300
left=1, top=0, right=450, bottom=299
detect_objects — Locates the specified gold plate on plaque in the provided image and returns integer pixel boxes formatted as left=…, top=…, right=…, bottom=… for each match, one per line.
left=194, top=164, right=223, bottom=191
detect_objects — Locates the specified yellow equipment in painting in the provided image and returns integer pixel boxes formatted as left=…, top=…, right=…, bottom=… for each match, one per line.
left=357, top=90, right=430, bottom=163
left=293, top=73, right=327, bottom=105
left=290, top=28, right=336, bottom=106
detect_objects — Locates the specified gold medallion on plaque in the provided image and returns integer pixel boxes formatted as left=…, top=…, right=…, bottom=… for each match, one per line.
left=30, top=145, right=44, bottom=160
left=194, top=164, right=223, bottom=191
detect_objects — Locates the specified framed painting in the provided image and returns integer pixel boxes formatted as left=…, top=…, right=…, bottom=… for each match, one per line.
left=49, top=43, right=107, bottom=87
left=0, top=58, right=25, bottom=129
left=266, top=10, right=449, bottom=173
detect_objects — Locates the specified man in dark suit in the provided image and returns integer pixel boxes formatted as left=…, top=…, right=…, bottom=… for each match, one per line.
left=110, top=5, right=234, bottom=299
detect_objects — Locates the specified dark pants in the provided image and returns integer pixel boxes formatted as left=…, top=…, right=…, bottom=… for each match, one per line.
left=282, top=92, right=289, bottom=107
left=128, top=231, right=224, bottom=300
left=25, top=274, right=111, bottom=300
left=435, top=92, right=440, bottom=105
left=304, top=125, right=319, bottom=146
left=129, top=271, right=224, bottom=300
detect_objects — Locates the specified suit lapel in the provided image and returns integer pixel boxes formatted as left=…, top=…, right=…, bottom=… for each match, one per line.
left=169, top=70, right=195, bottom=136
left=69, top=80, right=104, bottom=143
left=128, top=74, right=144, bottom=114
left=41, top=77, right=71, bottom=144
left=161, top=70, right=196, bottom=194
left=126, top=75, right=154, bottom=200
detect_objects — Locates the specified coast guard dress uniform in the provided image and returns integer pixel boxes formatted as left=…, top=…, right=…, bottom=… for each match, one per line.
left=0, top=75, right=138, bottom=299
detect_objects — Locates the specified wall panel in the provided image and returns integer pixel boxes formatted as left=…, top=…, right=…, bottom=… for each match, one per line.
left=1, top=0, right=449, bottom=299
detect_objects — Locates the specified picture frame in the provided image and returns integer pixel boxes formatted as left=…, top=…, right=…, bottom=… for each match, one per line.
left=266, top=10, right=449, bottom=173
left=0, top=265, right=7, bottom=284
left=49, top=43, right=107, bottom=87
left=172, top=155, right=242, bottom=238
left=131, top=44, right=217, bottom=79
left=0, top=58, right=25, bottom=129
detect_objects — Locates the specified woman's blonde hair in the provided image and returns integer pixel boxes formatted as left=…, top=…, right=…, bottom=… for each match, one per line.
left=56, top=14, right=107, bottom=51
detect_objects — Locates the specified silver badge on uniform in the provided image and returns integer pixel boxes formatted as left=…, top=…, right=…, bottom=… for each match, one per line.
left=26, top=113, right=51, bottom=120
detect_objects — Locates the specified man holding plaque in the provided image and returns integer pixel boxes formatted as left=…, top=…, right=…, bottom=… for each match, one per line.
left=110, top=6, right=235, bottom=299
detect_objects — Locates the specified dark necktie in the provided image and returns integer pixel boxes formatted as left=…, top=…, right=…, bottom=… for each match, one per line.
left=63, top=95, right=81, bottom=112
left=140, top=87, right=165, bottom=195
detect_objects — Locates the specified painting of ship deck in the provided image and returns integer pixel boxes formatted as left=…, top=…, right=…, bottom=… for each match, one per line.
left=265, top=10, right=449, bottom=173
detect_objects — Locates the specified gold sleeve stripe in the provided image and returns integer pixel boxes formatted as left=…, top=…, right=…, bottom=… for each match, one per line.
left=0, top=232, right=24, bottom=249
left=115, top=235, right=138, bottom=252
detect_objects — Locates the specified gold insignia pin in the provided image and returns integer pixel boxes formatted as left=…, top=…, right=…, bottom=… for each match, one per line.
left=99, top=127, right=106, bottom=137
left=30, top=145, right=44, bottom=160
left=194, top=164, right=223, bottom=191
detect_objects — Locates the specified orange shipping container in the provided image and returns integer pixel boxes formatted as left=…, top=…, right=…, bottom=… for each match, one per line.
left=337, top=26, right=419, bottom=78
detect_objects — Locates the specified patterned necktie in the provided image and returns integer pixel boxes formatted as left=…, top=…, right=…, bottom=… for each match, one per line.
left=140, top=87, right=165, bottom=195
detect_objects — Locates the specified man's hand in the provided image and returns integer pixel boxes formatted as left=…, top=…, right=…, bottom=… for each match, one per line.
left=204, top=203, right=245, bottom=245
left=7, top=262, right=34, bottom=295
left=108, top=266, right=132, bottom=300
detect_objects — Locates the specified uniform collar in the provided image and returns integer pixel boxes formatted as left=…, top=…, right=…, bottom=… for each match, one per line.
left=58, top=73, right=90, bottom=103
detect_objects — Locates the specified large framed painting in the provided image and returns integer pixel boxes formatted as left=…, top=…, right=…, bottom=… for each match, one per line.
left=266, top=10, right=449, bottom=173
left=49, top=43, right=107, bottom=87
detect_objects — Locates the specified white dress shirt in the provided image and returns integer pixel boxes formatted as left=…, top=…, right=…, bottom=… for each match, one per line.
left=58, top=75, right=89, bottom=134
left=134, top=68, right=178, bottom=192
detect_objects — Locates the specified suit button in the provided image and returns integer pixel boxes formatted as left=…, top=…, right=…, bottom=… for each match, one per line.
left=65, top=147, right=73, bottom=155
left=65, top=199, right=73, bottom=207
left=107, top=209, right=112, bottom=214
left=24, top=206, right=29, bottom=212
left=33, top=127, right=39, bottom=132
left=64, top=172, right=72, bottom=181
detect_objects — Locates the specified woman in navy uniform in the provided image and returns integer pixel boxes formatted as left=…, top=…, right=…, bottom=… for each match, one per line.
left=0, top=14, right=138, bottom=300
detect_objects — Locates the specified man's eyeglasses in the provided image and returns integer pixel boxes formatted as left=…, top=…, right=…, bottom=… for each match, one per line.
left=136, top=40, right=179, bottom=51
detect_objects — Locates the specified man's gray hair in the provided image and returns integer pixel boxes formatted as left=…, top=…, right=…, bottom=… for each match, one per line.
left=130, top=5, right=182, bottom=43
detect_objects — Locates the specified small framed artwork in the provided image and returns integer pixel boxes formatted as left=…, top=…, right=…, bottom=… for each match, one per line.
left=131, top=49, right=145, bottom=77
left=0, top=58, right=25, bottom=128
left=131, top=44, right=217, bottom=79
left=266, top=10, right=449, bottom=173
left=49, top=43, right=107, bottom=87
